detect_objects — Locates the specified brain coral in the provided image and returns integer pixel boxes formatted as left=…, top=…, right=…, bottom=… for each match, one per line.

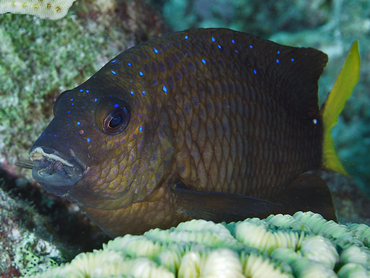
left=0, top=0, right=76, bottom=19
left=23, top=211, right=370, bottom=278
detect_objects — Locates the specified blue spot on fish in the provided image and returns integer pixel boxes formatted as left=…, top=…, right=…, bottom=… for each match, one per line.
left=162, top=85, right=168, bottom=93
left=235, top=50, right=238, bottom=53
left=130, top=90, right=134, bottom=95
left=94, top=98, right=98, bottom=102
left=277, top=51, right=280, bottom=54
left=276, top=59, right=279, bottom=64
left=250, top=45, right=253, bottom=49
left=142, top=90, right=146, bottom=95
left=86, top=90, right=90, bottom=93
left=218, top=45, right=221, bottom=49
left=291, top=58, right=295, bottom=62
left=70, top=98, right=74, bottom=101
left=112, top=60, right=117, bottom=63
left=87, top=138, right=91, bottom=143
left=153, top=48, right=159, bottom=54
left=139, top=71, right=144, bottom=76
left=68, top=111, right=71, bottom=114
left=111, top=70, right=117, bottom=75
left=184, top=35, right=188, bottom=39
left=139, top=126, right=143, bottom=132
left=201, top=59, right=206, bottom=65
left=114, top=104, right=119, bottom=108
left=231, top=39, right=235, bottom=44
left=253, top=69, right=257, bottom=74
left=128, top=62, right=132, bottom=67
left=211, top=37, right=215, bottom=42
left=77, top=121, right=81, bottom=126
left=79, top=89, right=83, bottom=92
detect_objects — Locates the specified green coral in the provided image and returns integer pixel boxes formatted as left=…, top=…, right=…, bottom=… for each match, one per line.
left=14, top=233, right=62, bottom=276
left=23, top=212, right=370, bottom=278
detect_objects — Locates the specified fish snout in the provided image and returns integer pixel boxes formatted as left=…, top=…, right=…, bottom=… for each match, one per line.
left=29, top=146, right=86, bottom=196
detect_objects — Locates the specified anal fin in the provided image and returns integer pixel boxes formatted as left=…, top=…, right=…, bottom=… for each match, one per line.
left=278, top=173, right=337, bottom=221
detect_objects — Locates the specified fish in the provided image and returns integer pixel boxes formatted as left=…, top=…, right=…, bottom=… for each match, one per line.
left=18, top=28, right=360, bottom=237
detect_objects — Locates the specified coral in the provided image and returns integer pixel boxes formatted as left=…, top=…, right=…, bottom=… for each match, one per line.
left=24, top=212, right=370, bottom=277
left=0, top=0, right=76, bottom=20
left=0, top=164, right=112, bottom=277
left=0, top=184, right=64, bottom=277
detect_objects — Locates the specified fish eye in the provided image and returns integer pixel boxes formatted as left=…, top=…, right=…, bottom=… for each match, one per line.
left=95, top=98, right=130, bottom=135
left=103, top=106, right=130, bottom=134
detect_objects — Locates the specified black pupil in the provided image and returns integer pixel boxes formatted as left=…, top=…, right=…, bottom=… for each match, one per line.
left=109, top=113, right=123, bottom=128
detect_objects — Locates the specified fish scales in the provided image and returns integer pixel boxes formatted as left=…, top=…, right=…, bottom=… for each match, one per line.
left=23, top=28, right=360, bottom=237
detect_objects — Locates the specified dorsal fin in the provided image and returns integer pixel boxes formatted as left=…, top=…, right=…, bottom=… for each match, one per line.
left=321, top=41, right=360, bottom=175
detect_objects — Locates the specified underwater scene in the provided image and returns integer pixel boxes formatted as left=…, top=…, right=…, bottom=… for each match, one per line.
left=0, top=0, right=369, bottom=277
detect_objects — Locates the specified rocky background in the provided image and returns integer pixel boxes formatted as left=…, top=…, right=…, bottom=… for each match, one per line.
left=0, top=0, right=369, bottom=276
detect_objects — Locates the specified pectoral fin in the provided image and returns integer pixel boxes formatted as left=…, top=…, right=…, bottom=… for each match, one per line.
left=172, top=181, right=282, bottom=223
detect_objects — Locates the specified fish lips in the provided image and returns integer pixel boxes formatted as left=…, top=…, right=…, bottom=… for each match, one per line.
left=29, top=146, right=86, bottom=197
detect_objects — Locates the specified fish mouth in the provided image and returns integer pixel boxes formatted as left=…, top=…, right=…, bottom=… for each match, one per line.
left=29, top=146, right=87, bottom=197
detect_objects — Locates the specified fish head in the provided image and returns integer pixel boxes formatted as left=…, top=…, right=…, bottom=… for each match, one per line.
left=30, top=70, right=174, bottom=210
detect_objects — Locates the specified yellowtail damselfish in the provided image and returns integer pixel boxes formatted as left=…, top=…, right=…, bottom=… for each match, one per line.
left=19, top=29, right=360, bottom=237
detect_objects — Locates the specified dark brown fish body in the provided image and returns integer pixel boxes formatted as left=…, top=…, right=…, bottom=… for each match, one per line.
left=27, top=28, right=341, bottom=237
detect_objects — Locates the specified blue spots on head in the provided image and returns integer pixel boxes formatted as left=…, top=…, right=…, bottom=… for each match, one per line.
left=114, top=104, right=119, bottom=108
left=87, top=138, right=91, bottom=143
left=162, top=85, right=168, bottom=93
left=218, top=45, right=221, bottom=49
left=211, top=37, right=215, bottom=42
left=184, top=35, right=188, bottom=40
left=94, top=98, right=98, bottom=102
left=201, top=59, right=206, bottom=65
left=153, top=48, right=159, bottom=54
left=139, top=71, right=144, bottom=76
left=277, top=51, right=280, bottom=54
left=253, top=69, right=257, bottom=75
left=128, top=62, right=132, bottom=67
left=139, top=126, right=143, bottom=132
left=291, top=58, right=295, bottom=62
left=54, top=134, right=57, bottom=137
left=111, top=60, right=117, bottom=63
left=231, top=39, right=235, bottom=44
left=111, top=70, right=117, bottom=75
left=77, top=121, right=81, bottom=126
left=68, top=111, right=71, bottom=114
left=70, top=98, right=74, bottom=101
left=79, top=89, right=83, bottom=92
left=130, top=90, right=134, bottom=95
left=276, top=59, right=279, bottom=64
left=250, top=45, right=253, bottom=49
left=142, top=90, right=146, bottom=95
left=235, top=50, right=238, bottom=53
left=86, top=90, right=90, bottom=93
left=71, top=103, right=74, bottom=106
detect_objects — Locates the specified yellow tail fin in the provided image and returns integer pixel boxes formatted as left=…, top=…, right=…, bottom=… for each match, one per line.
left=321, top=41, right=360, bottom=176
